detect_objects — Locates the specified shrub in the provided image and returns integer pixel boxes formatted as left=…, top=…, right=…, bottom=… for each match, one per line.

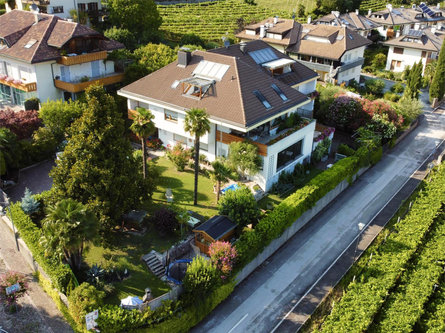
left=383, top=92, right=400, bottom=102
left=312, top=138, right=331, bottom=163
left=218, top=186, right=259, bottom=227
left=209, top=241, right=237, bottom=279
left=68, top=283, right=104, bottom=327
left=0, top=109, right=41, bottom=139
left=325, top=96, right=370, bottom=132
left=152, top=207, right=179, bottom=235
left=337, top=144, right=355, bottom=156
left=180, top=33, right=205, bottom=48
left=372, top=53, right=386, bottom=70
left=365, top=114, right=397, bottom=140
left=183, top=256, right=218, bottom=301
left=0, top=271, right=28, bottom=312
left=394, top=97, right=423, bottom=125
left=364, top=79, right=385, bottom=96
left=390, top=82, right=405, bottom=94
left=20, top=187, right=40, bottom=215
left=104, top=26, right=137, bottom=50
left=24, top=97, right=40, bottom=111
left=166, top=142, right=191, bottom=171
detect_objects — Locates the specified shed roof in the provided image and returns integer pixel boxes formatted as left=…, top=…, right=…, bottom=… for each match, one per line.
left=193, top=215, right=236, bottom=241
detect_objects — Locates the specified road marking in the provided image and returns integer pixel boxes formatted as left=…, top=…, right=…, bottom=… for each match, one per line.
left=228, top=313, right=248, bottom=333
left=270, top=136, right=445, bottom=333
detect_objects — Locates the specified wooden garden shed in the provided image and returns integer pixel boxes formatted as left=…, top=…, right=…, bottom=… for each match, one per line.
left=192, top=215, right=236, bottom=255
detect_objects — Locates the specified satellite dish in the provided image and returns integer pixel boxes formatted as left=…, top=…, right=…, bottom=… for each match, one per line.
left=31, top=4, right=40, bottom=13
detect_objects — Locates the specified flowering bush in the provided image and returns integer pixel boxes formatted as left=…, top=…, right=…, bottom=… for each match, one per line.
left=360, top=99, right=403, bottom=129
left=166, top=142, right=191, bottom=171
left=146, top=137, right=163, bottom=150
left=314, top=127, right=335, bottom=142
left=209, top=241, right=237, bottom=279
left=326, top=96, right=370, bottom=132
left=0, top=108, right=42, bottom=139
left=0, top=271, right=28, bottom=313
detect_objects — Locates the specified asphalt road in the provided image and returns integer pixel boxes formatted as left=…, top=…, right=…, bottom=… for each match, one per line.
left=192, top=108, right=445, bottom=333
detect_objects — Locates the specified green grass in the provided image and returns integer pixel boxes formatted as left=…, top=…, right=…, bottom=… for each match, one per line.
left=84, top=156, right=218, bottom=305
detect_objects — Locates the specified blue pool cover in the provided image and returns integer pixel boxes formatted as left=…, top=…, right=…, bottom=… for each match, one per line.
left=221, top=183, right=240, bottom=194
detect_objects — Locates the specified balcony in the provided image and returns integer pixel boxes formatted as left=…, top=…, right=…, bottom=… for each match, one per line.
left=57, top=51, right=108, bottom=66
left=0, top=76, right=37, bottom=92
left=337, top=57, right=365, bottom=73
left=54, top=72, right=124, bottom=93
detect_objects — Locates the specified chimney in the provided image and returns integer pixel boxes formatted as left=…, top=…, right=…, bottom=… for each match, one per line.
left=396, top=30, right=400, bottom=37
left=355, top=9, right=359, bottom=15
left=368, top=9, right=372, bottom=16
left=437, top=3, right=441, bottom=9
left=332, top=11, right=340, bottom=18
left=240, top=41, right=247, bottom=54
left=177, top=48, right=191, bottom=67
left=31, top=3, right=40, bottom=24
left=431, top=27, right=437, bottom=34
left=307, top=16, right=312, bottom=24
left=387, top=4, right=393, bottom=12
left=260, top=25, right=266, bottom=38
left=412, top=4, right=416, bottom=9
left=274, top=16, right=278, bottom=24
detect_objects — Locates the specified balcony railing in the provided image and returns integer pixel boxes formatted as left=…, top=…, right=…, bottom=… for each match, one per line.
left=296, top=60, right=332, bottom=73
left=216, top=130, right=268, bottom=156
left=57, top=51, right=108, bottom=66
left=0, top=77, right=37, bottom=92
left=54, top=72, right=124, bottom=93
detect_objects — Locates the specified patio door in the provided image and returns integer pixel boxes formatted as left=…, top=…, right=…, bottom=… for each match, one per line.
left=91, top=60, right=100, bottom=78
left=60, top=66, right=70, bottom=82
left=0, top=83, right=12, bottom=102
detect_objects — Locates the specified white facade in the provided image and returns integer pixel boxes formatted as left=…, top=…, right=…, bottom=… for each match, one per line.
left=385, top=45, right=437, bottom=72
left=336, top=46, right=366, bottom=84
left=6, top=0, right=101, bottom=19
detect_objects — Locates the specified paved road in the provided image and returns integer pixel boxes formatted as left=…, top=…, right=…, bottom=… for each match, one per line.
left=193, top=108, right=445, bottom=333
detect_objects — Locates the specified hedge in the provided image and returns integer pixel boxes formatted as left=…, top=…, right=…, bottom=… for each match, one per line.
left=7, top=203, right=74, bottom=293
left=319, top=164, right=445, bottom=332
left=418, top=278, right=445, bottom=332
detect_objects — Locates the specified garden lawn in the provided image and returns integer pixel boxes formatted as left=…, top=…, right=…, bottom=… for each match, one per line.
left=149, top=156, right=219, bottom=219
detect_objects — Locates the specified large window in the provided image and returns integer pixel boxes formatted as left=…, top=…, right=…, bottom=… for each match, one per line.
left=165, top=110, right=178, bottom=122
left=0, top=84, right=12, bottom=103
left=277, top=140, right=303, bottom=171
left=52, top=6, right=64, bottom=13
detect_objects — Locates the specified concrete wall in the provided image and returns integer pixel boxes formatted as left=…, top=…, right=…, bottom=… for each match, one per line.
left=235, top=166, right=369, bottom=284
left=142, top=285, right=183, bottom=311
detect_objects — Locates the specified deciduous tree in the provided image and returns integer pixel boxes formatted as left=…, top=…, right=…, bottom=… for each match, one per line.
left=228, top=141, right=261, bottom=179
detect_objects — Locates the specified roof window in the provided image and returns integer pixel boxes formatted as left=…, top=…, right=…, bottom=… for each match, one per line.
left=253, top=90, right=272, bottom=109
left=271, top=84, right=288, bottom=101
left=24, top=39, right=37, bottom=49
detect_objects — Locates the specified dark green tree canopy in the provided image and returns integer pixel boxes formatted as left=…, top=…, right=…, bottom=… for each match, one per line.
left=228, top=141, right=262, bottom=178
left=430, top=41, right=445, bottom=103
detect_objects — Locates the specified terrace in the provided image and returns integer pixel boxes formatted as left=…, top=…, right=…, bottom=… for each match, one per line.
left=54, top=72, right=124, bottom=93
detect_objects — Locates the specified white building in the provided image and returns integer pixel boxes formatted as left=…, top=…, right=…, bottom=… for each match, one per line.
left=384, top=27, right=444, bottom=72
left=118, top=41, right=319, bottom=191
left=6, top=0, right=102, bottom=20
left=237, top=18, right=372, bottom=84
left=0, top=10, right=123, bottom=106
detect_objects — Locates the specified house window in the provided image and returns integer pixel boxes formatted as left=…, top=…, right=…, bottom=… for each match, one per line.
left=78, top=3, right=86, bottom=12
left=52, top=6, right=64, bottom=13
left=277, top=140, right=303, bottom=171
left=174, top=134, right=187, bottom=143
left=393, top=47, right=404, bottom=54
left=165, top=110, right=178, bottom=122
left=88, top=2, right=98, bottom=12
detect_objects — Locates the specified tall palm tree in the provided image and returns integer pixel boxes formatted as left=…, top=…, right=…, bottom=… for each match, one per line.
left=210, top=159, right=234, bottom=203
left=184, top=108, right=210, bottom=205
left=41, top=199, right=98, bottom=272
left=130, top=107, right=155, bottom=179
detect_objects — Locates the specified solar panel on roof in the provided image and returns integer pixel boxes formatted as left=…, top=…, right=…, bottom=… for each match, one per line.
left=248, top=48, right=278, bottom=64
left=406, top=29, right=423, bottom=37
left=419, top=3, right=437, bottom=17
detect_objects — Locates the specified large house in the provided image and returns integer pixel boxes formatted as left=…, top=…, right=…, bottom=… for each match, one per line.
left=384, top=26, right=445, bottom=72
left=314, top=10, right=381, bottom=37
left=0, top=10, right=124, bottom=106
left=118, top=41, right=319, bottom=191
left=367, top=3, right=445, bottom=39
left=6, top=0, right=103, bottom=20
left=237, top=18, right=372, bottom=84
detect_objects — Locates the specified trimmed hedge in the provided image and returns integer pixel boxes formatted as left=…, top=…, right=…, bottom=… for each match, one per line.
left=7, top=203, right=74, bottom=293
left=319, top=164, right=445, bottom=332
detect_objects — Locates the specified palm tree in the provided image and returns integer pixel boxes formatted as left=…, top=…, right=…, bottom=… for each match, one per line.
left=41, top=199, right=98, bottom=272
left=130, top=107, right=155, bottom=179
left=184, top=108, right=210, bottom=205
left=210, top=159, right=234, bottom=203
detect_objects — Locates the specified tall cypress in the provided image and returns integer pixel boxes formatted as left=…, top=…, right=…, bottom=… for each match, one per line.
left=430, top=42, right=445, bottom=103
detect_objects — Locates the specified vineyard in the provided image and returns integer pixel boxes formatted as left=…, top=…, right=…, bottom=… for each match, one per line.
left=303, top=163, right=445, bottom=333
left=157, top=0, right=292, bottom=43
left=359, top=0, right=387, bottom=12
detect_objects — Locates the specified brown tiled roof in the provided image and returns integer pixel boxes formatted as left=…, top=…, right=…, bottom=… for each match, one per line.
left=286, top=25, right=372, bottom=60
left=368, top=6, right=445, bottom=26
left=119, top=47, right=310, bottom=129
left=209, top=40, right=317, bottom=86
left=315, top=12, right=380, bottom=31
left=0, top=10, right=123, bottom=63
left=236, top=19, right=301, bottom=47
left=383, top=27, right=445, bottom=52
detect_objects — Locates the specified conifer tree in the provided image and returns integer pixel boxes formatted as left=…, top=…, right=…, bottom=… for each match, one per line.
left=21, top=188, right=40, bottom=215
left=404, top=61, right=422, bottom=100
left=430, top=42, right=445, bottom=103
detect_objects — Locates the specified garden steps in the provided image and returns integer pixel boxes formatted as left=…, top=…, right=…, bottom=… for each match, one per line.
left=142, top=251, right=166, bottom=278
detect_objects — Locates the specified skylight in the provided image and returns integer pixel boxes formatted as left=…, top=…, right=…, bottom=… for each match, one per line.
left=248, top=48, right=278, bottom=64
left=253, top=90, right=272, bottom=109
left=193, top=60, right=230, bottom=81
left=24, top=39, right=37, bottom=49
left=271, top=84, right=288, bottom=101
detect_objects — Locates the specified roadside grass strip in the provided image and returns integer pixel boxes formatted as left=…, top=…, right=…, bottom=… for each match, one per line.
left=319, top=165, right=445, bottom=333
left=368, top=213, right=445, bottom=333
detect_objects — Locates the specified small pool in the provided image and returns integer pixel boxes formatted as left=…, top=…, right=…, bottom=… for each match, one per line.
left=221, top=183, right=240, bottom=195
left=166, top=259, right=192, bottom=285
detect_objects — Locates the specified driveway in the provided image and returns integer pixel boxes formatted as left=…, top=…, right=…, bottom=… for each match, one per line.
left=5, top=160, right=55, bottom=203
left=192, top=108, right=445, bottom=333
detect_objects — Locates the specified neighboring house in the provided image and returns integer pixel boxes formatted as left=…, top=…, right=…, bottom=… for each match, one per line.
left=193, top=215, right=236, bottom=255
left=0, top=10, right=124, bottom=106
left=314, top=10, right=381, bottom=37
left=367, top=3, right=445, bottom=39
left=6, top=0, right=103, bottom=20
left=384, top=26, right=445, bottom=72
left=237, top=18, right=371, bottom=84
left=118, top=41, right=319, bottom=191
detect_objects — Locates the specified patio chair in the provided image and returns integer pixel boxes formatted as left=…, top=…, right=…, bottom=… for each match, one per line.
left=165, top=188, right=174, bottom=203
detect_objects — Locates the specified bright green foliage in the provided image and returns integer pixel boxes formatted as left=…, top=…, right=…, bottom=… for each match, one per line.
left=108, top=0, right=162, bottom=35
left=430, top=41, right=445, bottom=102
left=183, top=256, right=219, bottom=300
left=41, top=199, right=98, bottom=272
left=68, top=283, right=104, bottom=327
left=104, top=27, right=137, bottom=50
left=134, top=43, right=177, bottom=75
left=390, top=82, right=405, bottom=94
left=372, top=53, right=386, bottom=70
left=404, top=61, right=423, bottom=99
left=228, top=141, right=261, bottom=179
left=50, top=85, right=149, bottom=232
left=423, top=60, right=436, bottom=86
left=419, top=279, right=445, bottom=332
left=20, top=188, right=40, bottom=215
left=319, top=164, right=445, bottom=333
left=312, top=138, right=331, bottom=163
left=130, top=107, right=156, bottom=179
left=38, top=99, right=83, bottom=141
left=366, top=114, right=397, bottom=140
left=210, top=159, right=235, bottom=203
left=364, top=78, right=385, bottom=96
left=218, top=186, right=259, bottom=227
left=184, top=108, right=210, bottom=205
left=166, top=142, right=191, bottom=171
left=394, top=97, right=423, bottom=125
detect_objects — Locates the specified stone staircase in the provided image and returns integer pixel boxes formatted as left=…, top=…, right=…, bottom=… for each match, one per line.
left=142, top=251, right=165, bottom=278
